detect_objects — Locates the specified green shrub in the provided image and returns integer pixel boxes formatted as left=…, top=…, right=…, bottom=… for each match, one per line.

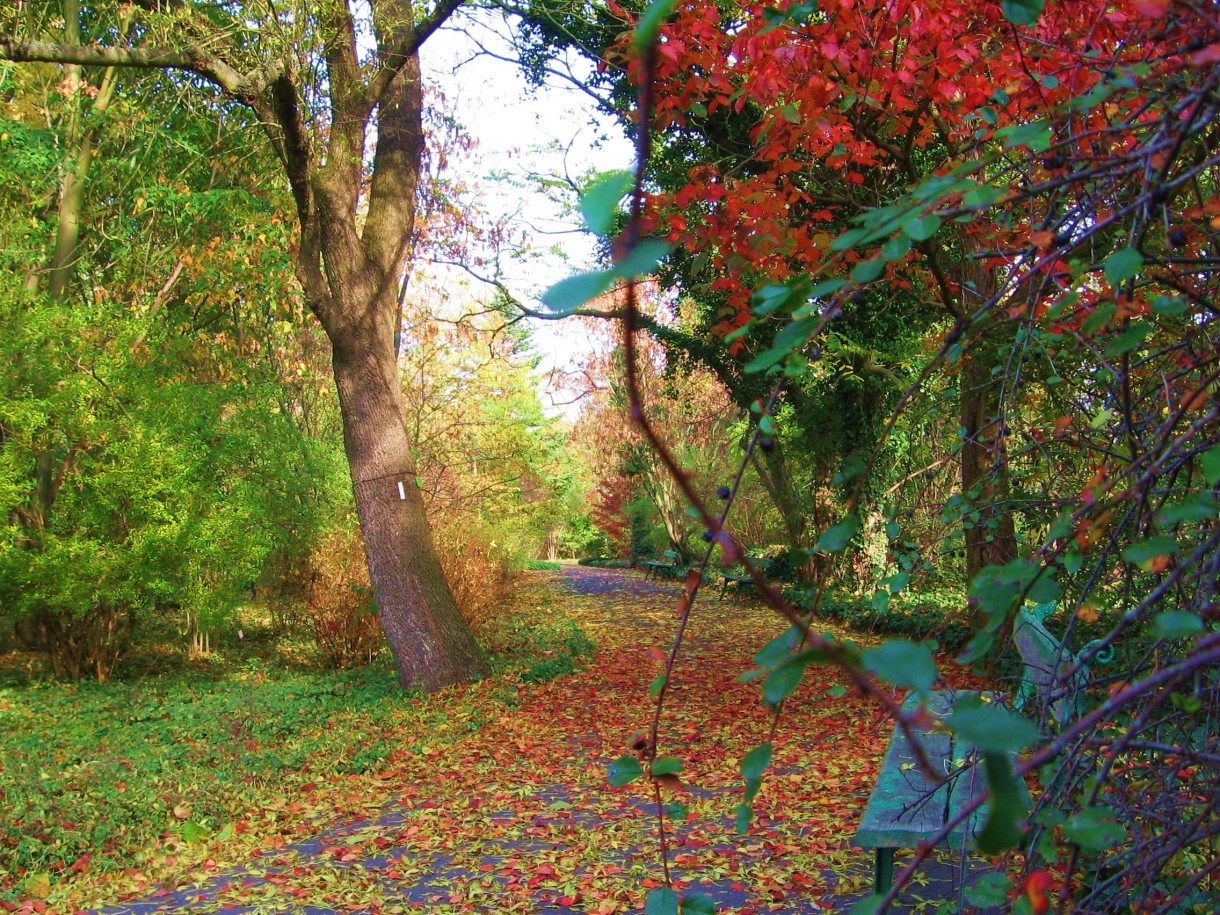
left=788, top=586, right=972, bottom=651
left=0, top=297, right=341, bottom=680
left=576, top=556, right=631, bottom=568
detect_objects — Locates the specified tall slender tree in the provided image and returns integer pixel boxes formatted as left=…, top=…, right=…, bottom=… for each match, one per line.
left=1, top=0, right=488, bottom=690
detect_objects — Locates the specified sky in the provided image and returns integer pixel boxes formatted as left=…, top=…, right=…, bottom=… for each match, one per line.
left=418, top=12, right=636, bottom=392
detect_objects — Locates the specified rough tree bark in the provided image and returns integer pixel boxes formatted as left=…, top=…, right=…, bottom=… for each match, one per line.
left=1, top=0, right=489, bottom=691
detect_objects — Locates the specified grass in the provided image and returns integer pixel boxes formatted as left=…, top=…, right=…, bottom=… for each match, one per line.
left=0, top=578, right=594, bottom=907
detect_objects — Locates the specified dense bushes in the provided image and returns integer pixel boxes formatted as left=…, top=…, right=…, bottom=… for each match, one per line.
left=0, top=299, right=341, bottom=680
left=302, top=526, right=383, bottom=668
left=433, top=520, right=520, bottom=635
left=788, top=586, right=972, bottom=652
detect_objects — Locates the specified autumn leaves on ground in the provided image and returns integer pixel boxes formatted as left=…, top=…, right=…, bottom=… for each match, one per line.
left=0, top=565, right=979, bottom=915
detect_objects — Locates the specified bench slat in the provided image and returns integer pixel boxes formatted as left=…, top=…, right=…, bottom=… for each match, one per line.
left=852, top=690, right=1029, bottom=894
left=854, top=691, right=961, bottom=850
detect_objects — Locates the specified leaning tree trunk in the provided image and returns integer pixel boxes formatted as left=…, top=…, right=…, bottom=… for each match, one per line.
left=296, top=11, right=490, bottom=692
left=749, top=440, right=807, bottom=547
left=330, top=318, right=488, bottom=691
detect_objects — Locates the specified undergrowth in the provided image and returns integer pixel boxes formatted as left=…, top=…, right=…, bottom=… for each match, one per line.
left=787, top=586, right=972, bottom=652
left=0, top=575, right=593, bottom=907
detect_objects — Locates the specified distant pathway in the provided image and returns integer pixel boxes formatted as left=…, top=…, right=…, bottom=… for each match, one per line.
left=92, top=566, right=993, bottom=915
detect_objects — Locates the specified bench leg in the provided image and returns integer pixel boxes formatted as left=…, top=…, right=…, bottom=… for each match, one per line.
left=873, top=847, right=894, bottom=894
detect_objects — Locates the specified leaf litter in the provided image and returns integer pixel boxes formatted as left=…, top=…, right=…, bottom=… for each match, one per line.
left=44, top=566, right=994, bottom=914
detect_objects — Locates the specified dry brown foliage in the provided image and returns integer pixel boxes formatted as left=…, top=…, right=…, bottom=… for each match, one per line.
left=303, top=527, right=383, bottom=669
left=432, top=520, right=519, bottom=636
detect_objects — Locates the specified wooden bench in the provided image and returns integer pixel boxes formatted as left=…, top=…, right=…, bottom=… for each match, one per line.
left=1014, top=602, right=1114, bottom=727
left=853, top=691, right=1023, bottom=893
left=640, top=550, right=683, bottom=580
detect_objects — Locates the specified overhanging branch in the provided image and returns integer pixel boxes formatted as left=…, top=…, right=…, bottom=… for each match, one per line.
left=0, top=37, right=274, bottom=100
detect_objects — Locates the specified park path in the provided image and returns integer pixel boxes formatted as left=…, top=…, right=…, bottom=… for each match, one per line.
left=90, top=566, right=986, bottom=915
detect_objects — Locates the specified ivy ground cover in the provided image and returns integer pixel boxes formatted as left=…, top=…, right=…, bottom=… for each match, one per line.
left=7, top=568, right=994, bottom=913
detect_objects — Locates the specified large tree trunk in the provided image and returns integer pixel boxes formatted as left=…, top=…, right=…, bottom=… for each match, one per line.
left=300, top=10, right=488, bottom=692
left=330, top=316, right=488, bottom=691
left=960, top=344, right=1018, bottom=582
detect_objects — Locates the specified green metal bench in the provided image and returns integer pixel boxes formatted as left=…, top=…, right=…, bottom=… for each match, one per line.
left=641, top=550, right=683, bottom=580
left=1014, top=602, right=1114, bottom=727
left=718, top=557, right=772, bottom=597
left=853, top=691, right=1024, bottom=893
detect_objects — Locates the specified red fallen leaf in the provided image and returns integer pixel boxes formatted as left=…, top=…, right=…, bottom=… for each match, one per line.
left=1025, top=871, right=1054, bottom=914
left=557, top=895, right=578, bottom=906
left=534, top=863, right=556, bottom=877
left=300, top=782, right=316, bottom=792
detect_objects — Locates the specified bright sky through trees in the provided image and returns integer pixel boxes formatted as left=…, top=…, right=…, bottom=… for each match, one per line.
left=421, top=16, right=634, bottom=391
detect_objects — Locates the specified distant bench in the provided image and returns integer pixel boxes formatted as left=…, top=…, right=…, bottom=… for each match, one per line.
left=640, top=550, right=683, bottom=580
left=853, top=691, right=1026, bottom=893
left=717, top=557, right=773, bottom=598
